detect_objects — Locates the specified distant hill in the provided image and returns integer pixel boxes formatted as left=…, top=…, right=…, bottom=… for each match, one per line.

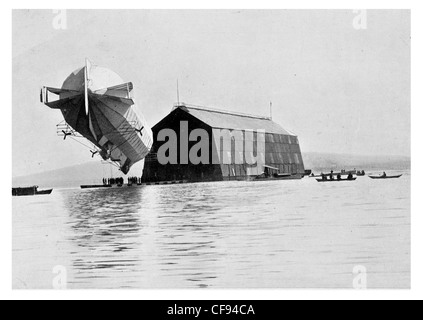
left=302, top=152, right=410, bottom=173
left=12, top=162, right=140, bottom=189
left=12, top=152, right=410, bottom=189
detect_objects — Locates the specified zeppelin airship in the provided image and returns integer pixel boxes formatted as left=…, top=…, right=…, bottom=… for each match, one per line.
left=40, top=60, right=153, bottom=174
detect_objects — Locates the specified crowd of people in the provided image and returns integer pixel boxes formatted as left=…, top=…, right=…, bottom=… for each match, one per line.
left=102, top=177, right=124, bottom=186
left=102, top=177, right=142, bottom=186
left=128, top=177, right=142, bottom=185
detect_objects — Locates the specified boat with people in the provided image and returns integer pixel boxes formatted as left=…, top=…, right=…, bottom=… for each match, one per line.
left=316, top=171, right=356, bottom=182
left=316, top=177, right=357, bottom=182
left=12, top=186, right=53, bottom=196
left=311, top=169, right=363, bottom=178
left=356, top=170, right=366, bottom=176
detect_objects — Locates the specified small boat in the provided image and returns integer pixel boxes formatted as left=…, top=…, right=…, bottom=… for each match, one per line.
left=369, top=174, right=403, bottom=180
left=304, top=169, right=312, bottom=176
left=254, top=173, right=303, bottom=181
left=314, top=171, right=357, bottom=178
left=252, top=165, right=304, bottom=181
left=12, top=186, right=53, bottom=196
left=316, top=178, right=357, bottom=183
left=35, top=189, right=54, bottom=195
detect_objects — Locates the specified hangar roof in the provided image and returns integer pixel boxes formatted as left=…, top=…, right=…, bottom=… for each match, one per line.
left=175, top=105, right=296, bottom=136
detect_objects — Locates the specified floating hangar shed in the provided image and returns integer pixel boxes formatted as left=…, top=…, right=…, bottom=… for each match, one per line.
left=142, top=104, right=305, bottom=182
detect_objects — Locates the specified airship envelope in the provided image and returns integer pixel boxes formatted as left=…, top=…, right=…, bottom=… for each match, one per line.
left=40, top=60, right=153, bottom=174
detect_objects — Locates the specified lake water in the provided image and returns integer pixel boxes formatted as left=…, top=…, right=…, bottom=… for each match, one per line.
left=13, top=172, right=410, bottom=289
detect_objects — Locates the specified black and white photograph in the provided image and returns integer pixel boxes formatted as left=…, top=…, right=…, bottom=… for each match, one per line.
left=5, top=5, right=420, bottom=300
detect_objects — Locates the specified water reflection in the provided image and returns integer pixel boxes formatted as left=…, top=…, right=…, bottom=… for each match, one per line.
left=151, top=184, right=225, bottom=287
left=63, top=188, right=144, bottom=285
left=62, top=184, right=227, bottom=288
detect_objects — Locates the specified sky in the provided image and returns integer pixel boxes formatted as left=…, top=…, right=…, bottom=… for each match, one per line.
left=12, top=10, right=410, bottom=177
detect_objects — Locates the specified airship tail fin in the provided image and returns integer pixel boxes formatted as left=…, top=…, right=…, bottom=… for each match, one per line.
left=93, top=82, right=134, bottom=99
left=40, top=87, right=82, bottom=109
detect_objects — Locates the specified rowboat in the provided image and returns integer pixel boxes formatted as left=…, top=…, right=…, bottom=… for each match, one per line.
left=254, top=173, right=303, bottom=181
left=313, top=170, right=358, bottom=178
left=35, top=189, right=53, bottom=195
left=316, top=178, right=357, bottom=183
left=369, top=174, right=402, bottom=180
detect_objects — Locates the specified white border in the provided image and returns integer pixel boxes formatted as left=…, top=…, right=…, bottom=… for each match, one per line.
left=2, top=1, right=421, bottom=300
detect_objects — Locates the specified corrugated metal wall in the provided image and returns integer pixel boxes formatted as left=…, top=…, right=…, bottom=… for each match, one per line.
left=213, top=130, right=305, bottom=180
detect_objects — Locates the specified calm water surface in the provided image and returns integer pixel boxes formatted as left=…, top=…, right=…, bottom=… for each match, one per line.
left=13, top=172, right=410, bottom=289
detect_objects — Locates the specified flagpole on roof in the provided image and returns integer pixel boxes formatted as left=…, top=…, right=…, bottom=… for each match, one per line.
left=177, top=79, right=180, bottom=105
left=270, top=101, right=273, bottom=120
